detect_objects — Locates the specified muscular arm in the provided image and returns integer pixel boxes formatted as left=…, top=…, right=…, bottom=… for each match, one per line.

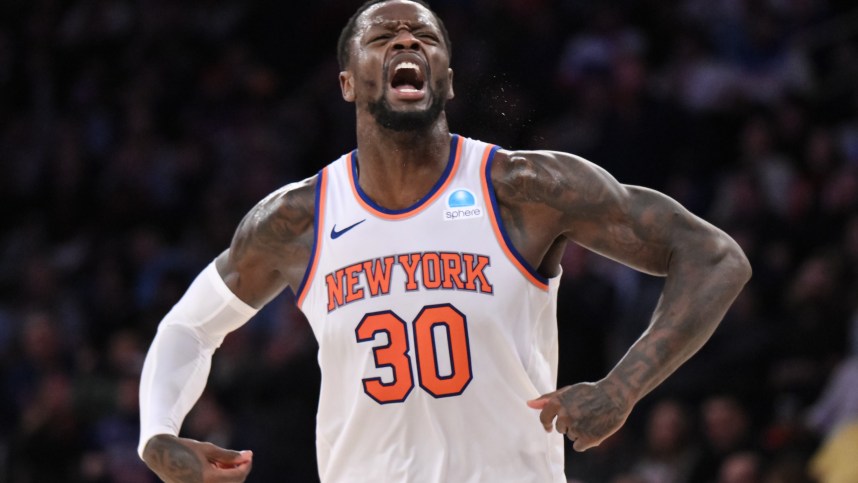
left=216, top=176, right=318, bottom=306
left=494, top=150, right=751, bottom=449
left=140, top=176, right=317, bottom=481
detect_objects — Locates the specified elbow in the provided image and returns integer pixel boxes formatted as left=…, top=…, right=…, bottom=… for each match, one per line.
left=732, top=248, right=753, bottom=287
left=716, top=235, right=752, bottom=287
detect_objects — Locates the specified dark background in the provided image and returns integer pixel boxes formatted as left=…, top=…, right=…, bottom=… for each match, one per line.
left=2, top=0, right=858, bottom=481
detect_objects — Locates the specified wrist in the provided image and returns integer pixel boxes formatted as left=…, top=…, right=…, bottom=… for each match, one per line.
left=140, top=433, right=178, bottom=461
left=598, top=374, right=639, bottom=413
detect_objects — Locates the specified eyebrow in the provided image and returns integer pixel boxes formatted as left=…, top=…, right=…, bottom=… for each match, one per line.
left=366, top=18, right=435, bottom=31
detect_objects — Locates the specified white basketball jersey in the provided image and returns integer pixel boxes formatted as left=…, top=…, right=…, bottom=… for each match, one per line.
left=296, top=135, right=565, bottom=482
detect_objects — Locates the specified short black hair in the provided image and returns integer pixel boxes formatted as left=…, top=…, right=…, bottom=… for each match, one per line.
left=337, top=0, right=451, bottom=70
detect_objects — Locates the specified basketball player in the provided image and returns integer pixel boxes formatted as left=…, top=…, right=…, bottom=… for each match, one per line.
left=138, top=1, right=751, bottom=481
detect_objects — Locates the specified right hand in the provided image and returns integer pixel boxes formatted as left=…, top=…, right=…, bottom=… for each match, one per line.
left=142, top=434, right=253, bottom=483
left=527, top=380, right=632, bottom=452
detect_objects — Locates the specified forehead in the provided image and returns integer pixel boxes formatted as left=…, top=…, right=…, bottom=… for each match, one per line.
left=356, top=1, right=440, bottom=34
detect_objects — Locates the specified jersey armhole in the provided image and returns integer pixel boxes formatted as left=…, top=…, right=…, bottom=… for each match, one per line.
left=480, top=146, right=550, bottom=291
left=296, top=167, right=328, bottom=308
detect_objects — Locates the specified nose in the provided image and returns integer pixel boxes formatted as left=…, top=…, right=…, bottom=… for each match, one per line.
left=392, top=29, right=420, bottom=51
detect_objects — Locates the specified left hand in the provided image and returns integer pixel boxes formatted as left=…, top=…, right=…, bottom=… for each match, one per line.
left=527, top=380, right=632, bottom=452
left=142, top=435, right=253, bottom=483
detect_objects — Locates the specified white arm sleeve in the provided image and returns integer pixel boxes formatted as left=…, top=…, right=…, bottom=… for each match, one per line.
left=138, top=261, right=258, bottom=458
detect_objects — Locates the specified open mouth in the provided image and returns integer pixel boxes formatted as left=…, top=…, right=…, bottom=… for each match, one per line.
left=390, top=60, right=426, bottom=94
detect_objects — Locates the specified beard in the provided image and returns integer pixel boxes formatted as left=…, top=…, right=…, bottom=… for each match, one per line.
left=368, top=80, right=447, bottom=133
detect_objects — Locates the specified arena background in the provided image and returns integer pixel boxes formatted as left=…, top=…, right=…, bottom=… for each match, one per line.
left=2, top=0, right=858, bottom=481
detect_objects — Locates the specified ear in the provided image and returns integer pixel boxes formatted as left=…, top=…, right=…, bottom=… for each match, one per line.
left=446, top=68, right=455, bottom=100
left=339, top=71, right=355, bottom=102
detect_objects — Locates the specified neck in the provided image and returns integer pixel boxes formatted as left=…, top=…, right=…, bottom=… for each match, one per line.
left=354, top=113, right=452, bottom=210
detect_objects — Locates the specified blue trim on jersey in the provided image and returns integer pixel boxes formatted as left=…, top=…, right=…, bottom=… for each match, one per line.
left=351, top=134, right=460, bottom=215
left=295, top=168, right=325, bottom=304
left=483, top=146, right=550, bottom=285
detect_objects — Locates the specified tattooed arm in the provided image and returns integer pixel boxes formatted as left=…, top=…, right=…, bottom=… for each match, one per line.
left=490, top=150, right=752, bottom=451
left=140, top=177, right=317, bottom=482
left=216, top=175, right=318, bottom=305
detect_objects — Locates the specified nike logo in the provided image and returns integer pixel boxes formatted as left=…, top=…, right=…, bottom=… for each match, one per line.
left=330, top=219, right=366, bottom=239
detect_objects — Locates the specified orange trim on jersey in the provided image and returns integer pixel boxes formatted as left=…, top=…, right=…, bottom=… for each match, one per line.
left=348, top=135, right=463, bottom=220
left=297, top=168, right=328, bottom=308
left=479, top=145, right=550, bottom=292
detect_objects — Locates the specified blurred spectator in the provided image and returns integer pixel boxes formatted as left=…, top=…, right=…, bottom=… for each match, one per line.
left=8, top=372, right=84, bottom=482
left=805, top=312, right=858, bottom=439
left=808, top=420, right=858, bottom=483
left=566, top=426, right=635, bottom=483
left=718, top=450, right=764, bottom=483
left=689, top=394, right=757, bottom=483
left=81, top=376, right=153, bottom=483
left=626, top=398, right=699, bottom=483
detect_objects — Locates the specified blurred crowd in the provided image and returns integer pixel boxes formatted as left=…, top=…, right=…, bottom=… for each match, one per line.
left=1, top=0, right=858, bottom=482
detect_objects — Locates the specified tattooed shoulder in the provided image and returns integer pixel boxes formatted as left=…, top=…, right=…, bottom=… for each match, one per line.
left=491, top=150, right=556, bottom=206
left=491, top=149, right=624, bottom=222
left=230, top=175, right=318, bottom=264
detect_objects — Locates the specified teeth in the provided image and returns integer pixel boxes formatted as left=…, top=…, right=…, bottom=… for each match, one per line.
left=394, top=61, right=420, bottom=72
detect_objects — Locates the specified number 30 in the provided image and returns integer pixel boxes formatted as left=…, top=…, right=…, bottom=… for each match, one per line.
left=355, top=304, right=473, bottom=404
